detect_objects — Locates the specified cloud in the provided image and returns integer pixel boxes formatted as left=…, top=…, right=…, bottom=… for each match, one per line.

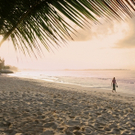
left=116, top=17, right=135, bottom=48
left=70, top=20, right=116, bottom=41
left=70, top=27, right=93, bottom=41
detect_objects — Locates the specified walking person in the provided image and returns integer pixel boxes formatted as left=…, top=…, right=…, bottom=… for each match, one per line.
left=111, top=77, right=118, bottom=93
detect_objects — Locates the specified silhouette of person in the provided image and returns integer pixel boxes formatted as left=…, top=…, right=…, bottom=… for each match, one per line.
left=111, top=77, right=118, bottom=93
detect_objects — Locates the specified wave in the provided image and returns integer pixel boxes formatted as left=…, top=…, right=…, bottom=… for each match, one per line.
left=8, top=70, right=135, bottom=94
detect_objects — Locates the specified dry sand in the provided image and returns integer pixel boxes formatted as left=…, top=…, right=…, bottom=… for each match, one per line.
left=0, top=75, right=135, bottom=135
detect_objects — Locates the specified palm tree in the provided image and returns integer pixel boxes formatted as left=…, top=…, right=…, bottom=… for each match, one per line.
left=0, top=0, right=135, bottom=57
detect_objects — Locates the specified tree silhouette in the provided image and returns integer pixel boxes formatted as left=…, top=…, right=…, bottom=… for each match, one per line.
left=0, top=0, right=134, bottom=56
left=0, top=58, right=5, bottom=70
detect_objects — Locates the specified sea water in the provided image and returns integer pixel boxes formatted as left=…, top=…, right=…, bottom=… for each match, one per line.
left=9, top=69, right=135, bottom=95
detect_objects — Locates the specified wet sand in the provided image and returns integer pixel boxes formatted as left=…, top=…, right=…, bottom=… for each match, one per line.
left=0, top=75, right=135, bottom=135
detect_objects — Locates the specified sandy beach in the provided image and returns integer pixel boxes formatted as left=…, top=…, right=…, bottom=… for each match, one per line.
left=0, top=75, right=135, bottom=135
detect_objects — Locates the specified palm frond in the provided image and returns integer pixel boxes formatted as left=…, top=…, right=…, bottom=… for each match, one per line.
left=0, top=0, right=135, bottom=56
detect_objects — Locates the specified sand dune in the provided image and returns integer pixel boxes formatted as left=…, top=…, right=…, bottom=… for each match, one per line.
left=0, top=75, right=135, bottom=135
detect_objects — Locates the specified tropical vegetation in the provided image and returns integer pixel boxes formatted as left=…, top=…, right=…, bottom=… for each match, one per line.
left=0, top=57, right=17, bottom=73
left=0, top=57, right=4, bottom=70
left=0, top=0, right=135, bottom=56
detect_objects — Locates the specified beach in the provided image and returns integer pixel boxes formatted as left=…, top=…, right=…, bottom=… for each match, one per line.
left=0, top=75, right=135, bottom=135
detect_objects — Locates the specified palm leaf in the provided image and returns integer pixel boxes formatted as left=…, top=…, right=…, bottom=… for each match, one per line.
left=0, top=0, right=135, bottom=56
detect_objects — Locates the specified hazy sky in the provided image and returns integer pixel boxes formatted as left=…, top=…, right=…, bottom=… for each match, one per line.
left=0, top=16, right=135, bottom=70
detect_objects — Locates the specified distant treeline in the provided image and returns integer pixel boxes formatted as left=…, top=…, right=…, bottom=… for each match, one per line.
left=64, top=69, right=129, bottom=71
left=0, top=57, right=18, bottom=71
left=3, top=65, right=18, bottom=71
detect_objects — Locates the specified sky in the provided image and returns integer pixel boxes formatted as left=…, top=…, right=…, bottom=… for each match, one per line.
left=0, top=16, right=135, bottom=70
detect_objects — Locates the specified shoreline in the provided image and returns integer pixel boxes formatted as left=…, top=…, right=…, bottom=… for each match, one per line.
left=8, top=74, right=135, bottom=104
left=8, top=70, right=135, bottom=96
left=0, top=75, right=135, bottom=135
left=8, top=73, right=135, bottom=96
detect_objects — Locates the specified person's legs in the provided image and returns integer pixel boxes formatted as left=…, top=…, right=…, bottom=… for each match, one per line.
left=112, top=84, right=116, bottom=93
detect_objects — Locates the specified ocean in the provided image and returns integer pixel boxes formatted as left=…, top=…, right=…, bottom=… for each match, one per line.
left=9, top=69, right=135, bottom=95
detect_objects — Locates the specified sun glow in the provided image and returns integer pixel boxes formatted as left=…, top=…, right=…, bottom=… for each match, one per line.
left=0, top=18, right=135, bottom=70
